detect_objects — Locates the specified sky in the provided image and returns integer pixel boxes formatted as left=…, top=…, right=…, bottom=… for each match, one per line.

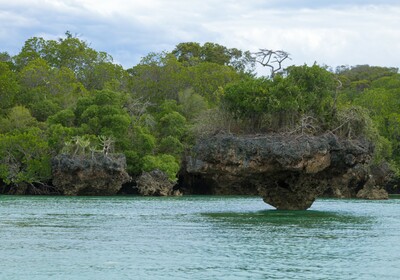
left=1, top=0, right=400, bottom=72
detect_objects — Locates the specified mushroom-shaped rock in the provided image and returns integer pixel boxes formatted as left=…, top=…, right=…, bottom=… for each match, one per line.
left=182, top=133, right=373, bottom=210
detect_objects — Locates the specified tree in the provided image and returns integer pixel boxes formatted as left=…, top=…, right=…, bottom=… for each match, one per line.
left=0, top=106, right=39, bottom=133
left=47, top=108, right=75, bottom=127
left=82, top=61, right=129, bottom=91
left=172, top=42, right=255, bottom=72
left=13, top=37, right=47, bottom=70
left=75, top=90, right=131, bottom=149
left=14, top=32, right=114, bottom=88
left=336, top=65, right=398, bottom=83
left=186, top=62, right=240, bottom=104
left=17, top=58, right=87, bottom=120
left=142, top=154, right=180, bottom=181
left=158, top=136, right=184, bottom=159
left=0, top=128, right=51, bottom=187
left=47, top=124, right=77, bottom=153
left=0, top=61, right=19, bottom=113
left=222, top=77, right=274, bottom=131
left=155, top=100, right=188, bottom=140
left=172, top=42, right=202, bottom=65
left=177, top=88, right=208, bottom=121
left=222, top=64, right=336, bottom=132
left=353, top=86, right=400, bottom=161
left=0, top=52, right=12, bottom=63
left=254, top=49, right=291, bottom=77
left=129, top=50, right=242, bottom=105
left=285, top=64, right=335, bottom=118
left=128, top=53, right=185, bottom=102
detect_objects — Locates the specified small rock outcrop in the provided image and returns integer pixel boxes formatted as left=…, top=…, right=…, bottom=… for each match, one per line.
left=136, top=170, right=181, bottom=196
left=356, top=176, right=389, bottom=200
left=371, top=162, right=399, bottom=194
left=182, top=133, right=373, bottom=210
left=52, top=153, right=130, bottom=195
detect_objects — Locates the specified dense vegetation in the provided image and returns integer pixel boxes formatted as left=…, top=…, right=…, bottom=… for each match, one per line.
left=0, top=32, right=399, bottom=192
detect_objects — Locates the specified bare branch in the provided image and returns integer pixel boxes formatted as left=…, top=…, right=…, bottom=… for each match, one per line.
left=253, top=49, right=291, bottom=77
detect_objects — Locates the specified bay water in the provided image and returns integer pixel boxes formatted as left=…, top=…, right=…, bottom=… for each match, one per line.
left=1, top=195, right=399, bottom=279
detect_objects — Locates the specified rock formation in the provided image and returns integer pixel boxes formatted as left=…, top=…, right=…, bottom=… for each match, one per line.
left=136, top=169, right=181, bottom=196
left=182, top=133, right=374, bottom=210
left=356, top=176, right=389, bottom=200
left=52, top=153, right=130, bottom=195
left=371, top=162, right=399, bottom=194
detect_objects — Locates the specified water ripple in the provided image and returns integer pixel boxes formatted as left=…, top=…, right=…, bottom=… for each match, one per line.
left=0, top=195, right=399, bottom=280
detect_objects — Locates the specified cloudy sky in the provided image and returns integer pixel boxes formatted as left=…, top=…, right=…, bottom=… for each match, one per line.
left=1, top=0, right=399, bottom=71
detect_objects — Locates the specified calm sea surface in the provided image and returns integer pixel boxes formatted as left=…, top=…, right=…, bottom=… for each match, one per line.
left=1, top=195, right=399, bottom=280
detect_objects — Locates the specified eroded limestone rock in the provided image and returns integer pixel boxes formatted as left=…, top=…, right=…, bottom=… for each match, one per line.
left=356, top=176, right=389, bottom=200
left=52, top=153, right=130, bottom=195
left=182, top=133, right=373, bottom=210
left=136, top=170, right=181, bottom=196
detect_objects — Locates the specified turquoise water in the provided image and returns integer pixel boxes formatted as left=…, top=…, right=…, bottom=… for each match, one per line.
left=1, top=195, right=399, bottom=280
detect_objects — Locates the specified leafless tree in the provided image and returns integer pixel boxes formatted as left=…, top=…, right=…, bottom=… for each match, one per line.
left=98, top=135, right=114, bottom=156
left=253, top=49, right=291, bottom=77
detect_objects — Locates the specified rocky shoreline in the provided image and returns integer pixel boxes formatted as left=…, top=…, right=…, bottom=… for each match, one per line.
left=0, top=133, right=395, bottom=210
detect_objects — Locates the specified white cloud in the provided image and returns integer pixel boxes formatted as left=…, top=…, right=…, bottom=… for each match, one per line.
left=0, top=0, right=399, bottom=70
left=201, top=4, right=400, bottom=68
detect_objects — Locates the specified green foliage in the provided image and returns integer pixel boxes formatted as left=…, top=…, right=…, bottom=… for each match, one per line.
left=30, top=99, right=61, bottom=122
left=158, top=111, right=187, bottom=139
left=337, top=65, right=398, bottom=83
left=349, top=74, right=400, bottom=162
left=332, top=106, right=376, bottom=139
left=131, top=126, right=156, bottom=156
left=47, top=109, right=75, bottom=127
left=177, top=88, right=208, bottom=120
left=124, top=150, right=143, bottom=175
left=172, top=42, right=202, bottom=65
left=47, top=124, right=78, bottom=153
left=0, top=61, right=19, bottom=113
left=158, top=136, right=184, bottom=159
left=142, top=154, right=180, bottom=181
left=0, top=106, right=39, bottom=133
left=285, top=64, right=335, bottom=116
left=187, top=62, right=240, bottom=104
left=63, top=135, right=93, bottom=156
left=129, top=52, right=240, bottom=105
left=17, top=58, right=88, bottom=115
left=223, top=77, right=273, bottom=131
left=172, top=42, right=255, bottom=72
left=14, top=32, right=115, bottom=96
left=75, top=90, right=131, bottom=149
left=0, top=128, right=51, bottom=185
left=333, top=65, right=400, bottom=168
left=222, top=64, right=336, bottom=132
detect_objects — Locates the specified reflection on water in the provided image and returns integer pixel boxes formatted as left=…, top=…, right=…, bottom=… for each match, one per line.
left=204, top=209, right=373, bottom=229
left=0, top=195, right=399, bottom=280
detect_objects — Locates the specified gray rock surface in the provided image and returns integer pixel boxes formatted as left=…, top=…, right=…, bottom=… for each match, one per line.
left=52, top=153, right=130, bottom=195
left=356, top=176, right=389, bottom=200
left=182, top=133, right=373, bottom=210
left=136, top=170, right=180, bottom=196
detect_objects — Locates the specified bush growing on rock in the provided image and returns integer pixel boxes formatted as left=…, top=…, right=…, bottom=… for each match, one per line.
left=221, top=64, right=336, bottom=133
